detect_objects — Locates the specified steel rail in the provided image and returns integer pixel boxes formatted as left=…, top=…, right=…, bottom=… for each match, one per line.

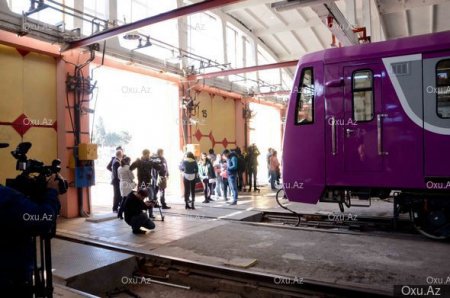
left=55, top=234, right=391, bottom=297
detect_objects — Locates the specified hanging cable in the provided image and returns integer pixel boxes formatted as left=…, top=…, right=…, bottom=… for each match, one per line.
left=275, top=188, right=301, bottom=226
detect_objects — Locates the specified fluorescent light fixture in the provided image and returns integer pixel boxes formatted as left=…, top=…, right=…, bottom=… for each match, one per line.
left=123, top=30, right=141, bottom=40
left=271, top=0, right=335, bottom=12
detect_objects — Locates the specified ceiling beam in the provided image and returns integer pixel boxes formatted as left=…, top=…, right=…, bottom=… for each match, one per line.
left=222, top=0, right=275, bottom=12
left=404, top=9, right=411, bottom=36
left=430, top=4, right=436, bottom=33
left=290, top=31, right=308, bottom=52
left=310, top=1, right=359, bottom=46
left=187, top=60, right=298, bottom=81
left=271, top=0, right=337, bottom=11
left=377, top=0, right=450, bottom=14
left=372, top=0, right=387, bottom=40
left=252, top=18, right=322, bottom=36
left=64, top=0, right=244, bottom=50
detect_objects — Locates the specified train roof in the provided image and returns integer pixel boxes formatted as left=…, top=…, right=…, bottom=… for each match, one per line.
left=300, top=30, right=450, bottom=65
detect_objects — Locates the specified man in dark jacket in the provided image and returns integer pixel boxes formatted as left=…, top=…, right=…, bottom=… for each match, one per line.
left=123, top=188, right=156, bottom=234
left=150, top=149, right=171, bottom=209
left=246, top=144, right=260, bottom=192
left=130, top=149, right=152, bottom=189
left=111, top=150, right=123, bottom=212
left=0, top=175, right=61, bottom=296
left=223, top=149, right=238, bottom=205
left=235, top=147, right=245, bottom=191
left=130, top=149, right=154, bottom=217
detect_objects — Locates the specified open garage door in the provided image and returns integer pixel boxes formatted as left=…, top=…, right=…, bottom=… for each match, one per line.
left=248, top=103, right=283, bottom=186
left=89, top=65, right=181, bottom=212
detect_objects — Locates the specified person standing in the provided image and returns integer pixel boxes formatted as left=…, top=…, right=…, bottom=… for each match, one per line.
left=130, top=149, right=153, bottom=190
left=179, top=152, right=199, bottom=209
left=130, top=149, right=154, bottom=217
left=111, top=150, right=123, bottom=212
left=213, top=153, right=223, bottom=199
left=207, top=149, right=216, bottom=196
left=220, top=156, right=229, bottom=201
left=117, top=156, right=135, bottom=219
left=208, top=149, right=216, bottom=163
left=266, top=147, right=273, bottom=181
left=198, top=152, right=215, bottom=203
left=155, top=149, right=171, bottom=209
left=246, top=144, right=260, bottom=192
left=235, top=147, right=245, bottom=192
left=123, top=188, right=156, bottom=234
left=223, top=149, right=238, bottom=205
left=0, top=175, right=62, bottom=296
left=269, top=150, right=280, bottom=190
left=107, top=146, right=124, bottom=172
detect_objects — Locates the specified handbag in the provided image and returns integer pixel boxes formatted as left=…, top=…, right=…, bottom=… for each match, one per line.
left=157, top=176, right=167, bottom=189
left=208, top=178, right=217, bottom=184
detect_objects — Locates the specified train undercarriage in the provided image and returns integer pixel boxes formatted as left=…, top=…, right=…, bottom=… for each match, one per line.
left=322, top=188, right=450, bottom=240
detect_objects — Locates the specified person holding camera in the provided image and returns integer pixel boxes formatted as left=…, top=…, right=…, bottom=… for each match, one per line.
left=123, top=188, right=156, bottom=234
left=0, top=174, right=62, bottom=296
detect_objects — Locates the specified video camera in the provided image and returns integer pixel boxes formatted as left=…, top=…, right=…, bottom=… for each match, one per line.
left=5, top=142, right=68, bottom=199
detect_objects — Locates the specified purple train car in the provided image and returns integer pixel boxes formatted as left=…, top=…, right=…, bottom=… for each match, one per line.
left=282, top=31, right=450, bottom=239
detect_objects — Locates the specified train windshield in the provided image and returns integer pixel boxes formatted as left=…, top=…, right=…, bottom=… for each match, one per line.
left=437, top=59, right=450, bottom=118
left=296, top=68, right=314, bottom=124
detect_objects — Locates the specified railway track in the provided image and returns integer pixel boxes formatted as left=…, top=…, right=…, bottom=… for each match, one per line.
left=55, top=235, right=391, bottom=298
left=262, top=211, right=415, bottom=234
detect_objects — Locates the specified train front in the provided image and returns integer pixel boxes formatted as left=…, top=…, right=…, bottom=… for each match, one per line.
left=281, top=55, right=326, bottom=205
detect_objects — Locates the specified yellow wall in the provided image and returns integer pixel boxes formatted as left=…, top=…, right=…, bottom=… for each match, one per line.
left=192, top=91, right=237, bottom=154
left=0, top=44, right=56, bottom=184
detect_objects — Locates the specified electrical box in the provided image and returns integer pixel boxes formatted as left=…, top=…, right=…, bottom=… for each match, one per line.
left=78, top=143, right=98, bottom=160
left=68, top=155, right=76, bottom=169
left=185, top=144, right=201, bottom=157
left=75, top=166, right=95, bottom=187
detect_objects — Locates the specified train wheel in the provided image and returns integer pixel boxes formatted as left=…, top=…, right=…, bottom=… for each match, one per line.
left=411, top=205, right=450, bottom=240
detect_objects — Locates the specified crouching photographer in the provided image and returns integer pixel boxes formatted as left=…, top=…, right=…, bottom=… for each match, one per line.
left=0, top=142, right=67, bottom=297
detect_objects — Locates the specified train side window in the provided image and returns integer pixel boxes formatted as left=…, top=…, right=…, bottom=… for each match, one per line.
left=352, top=70, right=374, bottom=122
left=295, top=68, right=314, bottom=124
left=436, top=60, right=450, bottom=118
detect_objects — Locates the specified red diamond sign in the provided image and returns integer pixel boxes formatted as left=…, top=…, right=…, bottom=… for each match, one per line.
left=194, top=129, right=203, bottom=142
left=12, top=114, right=31, bottom=136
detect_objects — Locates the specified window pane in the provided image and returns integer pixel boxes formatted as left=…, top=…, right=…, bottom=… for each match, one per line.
left=437, top=60, right=450, bottom=118
left=353, top=70, right=372, bottom=89
left=437, top=60, right=450, bottom=86
left=296, top=68, right=314, bottom=124
left=353, top=91, right=373, bottom=121
left=352, top=70, right=373, bottom=121
left=189, top=13, right=222, bottom=64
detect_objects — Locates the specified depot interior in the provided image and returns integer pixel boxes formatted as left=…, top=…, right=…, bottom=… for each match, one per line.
left=0, top=0, right=449, bottom=297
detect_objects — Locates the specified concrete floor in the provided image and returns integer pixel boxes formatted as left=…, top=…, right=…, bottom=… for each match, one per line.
left=55, top=187, right=450, bottom=295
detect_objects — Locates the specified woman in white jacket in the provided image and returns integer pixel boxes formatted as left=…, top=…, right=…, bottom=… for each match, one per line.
left=118, top=157, right=136, bottom=199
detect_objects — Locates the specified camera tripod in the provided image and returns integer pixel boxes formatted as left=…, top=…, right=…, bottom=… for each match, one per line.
left=147, top=184, right=165, bottom=222
left=32, top=233, right=53, bottom=298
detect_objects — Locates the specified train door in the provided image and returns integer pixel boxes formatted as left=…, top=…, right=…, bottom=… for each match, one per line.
left=422, top=55, right=450, bottom=177
left=343, top=65, right=384, bottom=173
